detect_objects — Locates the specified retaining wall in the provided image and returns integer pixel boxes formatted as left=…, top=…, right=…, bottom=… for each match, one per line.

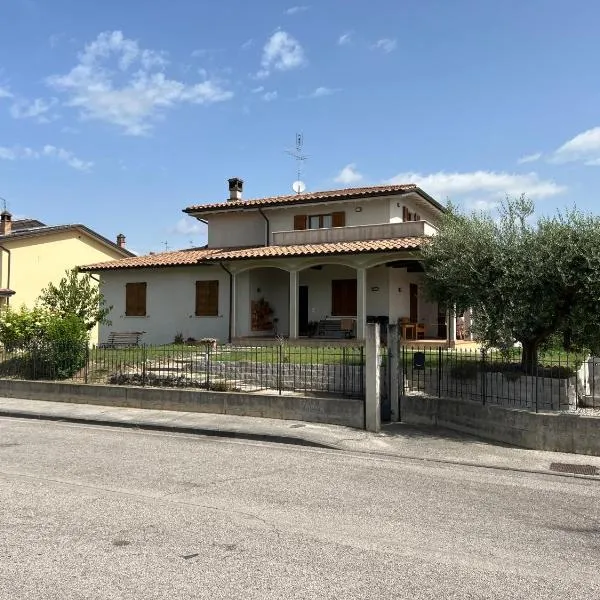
left=401, top=394, right=600, bottom=456
left=0, top=379, right=364, bottom=429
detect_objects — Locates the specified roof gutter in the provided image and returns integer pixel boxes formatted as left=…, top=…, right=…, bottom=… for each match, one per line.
left=0, top=244, right=11, bottom=306
left=258, top=207, right=270, bottom=246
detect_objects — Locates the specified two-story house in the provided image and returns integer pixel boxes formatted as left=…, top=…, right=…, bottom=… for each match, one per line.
left=80, top=178, right=454, bottom=345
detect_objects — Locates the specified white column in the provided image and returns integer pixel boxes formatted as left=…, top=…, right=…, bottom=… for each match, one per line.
left=467, top=308, right=474, bottom=341
left=365, top=323, right=381, bottom=432
left=447, top=306, right=457, bottom=347
left=230, top=272, right=237, bottom=340
left=289, top=269, right=298, bottom=339
left=356, top=267, right=367, bottom=340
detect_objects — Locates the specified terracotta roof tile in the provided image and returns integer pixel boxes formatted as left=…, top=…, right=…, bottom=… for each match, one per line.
left=79, top=238, right=422, bottom=272
left=184, top=183, right=423, bottom=213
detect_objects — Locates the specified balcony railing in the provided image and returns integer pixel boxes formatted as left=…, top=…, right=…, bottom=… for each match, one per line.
left=271, top=220, right=437, bottom=246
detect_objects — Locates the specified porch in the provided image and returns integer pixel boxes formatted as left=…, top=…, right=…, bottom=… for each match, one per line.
left=229, top=256, right=467, bottom=346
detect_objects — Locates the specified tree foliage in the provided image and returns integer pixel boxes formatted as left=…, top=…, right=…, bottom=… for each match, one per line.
left=422, top=195, right=600, bottom=371
left=38, top=269, right=111, bottom=331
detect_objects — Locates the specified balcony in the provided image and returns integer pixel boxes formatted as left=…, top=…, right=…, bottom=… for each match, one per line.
left=271, top=220, right=437, bottom=246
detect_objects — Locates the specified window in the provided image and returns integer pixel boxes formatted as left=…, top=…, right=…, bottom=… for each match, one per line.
left=195, top=280, right=219, bottom=316
left=125, top=282, right=147, bottom=316
left=295, top=211, right=345, bottom=230
left=402, top=206, right=421, bottom=222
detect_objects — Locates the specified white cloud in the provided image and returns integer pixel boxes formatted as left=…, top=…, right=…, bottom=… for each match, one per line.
left=0, top=144, right=92, bottom=171
left=10, top=97, right=58, bottom=122
left=258, top=31, right=306, bottom=78
left=335, top=163, right=363, bottom=185
left=262, top=91, right=278, bottom=102
left=372, top=38, right=397, bottom=53
left=517, top=152, right=542, bottom=164
left=388, top=170, right=566, bottom=201
left=241, top=38, right=254, bottom=50
left=251, top=86, right=265, bottom=93
left=285, top=5, right=309, bottom=15
left=0, top=86, right=12, bottom=99
left=308, top=86, right=338, bottom=98
left=47, top=30, right=233, bottom=135
left=338, top=32, right=352, bottom=46
left=551, top=126, right=600, bottom=165
left=170, top=217, right=204, bottom=235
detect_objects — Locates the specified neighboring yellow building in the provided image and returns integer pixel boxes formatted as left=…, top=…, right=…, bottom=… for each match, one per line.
left=0, top=210, right=134, bottom=342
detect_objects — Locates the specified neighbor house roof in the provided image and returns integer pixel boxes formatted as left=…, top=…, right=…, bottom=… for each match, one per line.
left=183, top=184, right=444, bottom=214
left=79, top=237, right=423, bottom=272
left=0, top=224, right=135, bottom=257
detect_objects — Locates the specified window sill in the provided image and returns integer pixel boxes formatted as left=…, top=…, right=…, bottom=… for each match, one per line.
left=192, top=314, right=222, bottom=318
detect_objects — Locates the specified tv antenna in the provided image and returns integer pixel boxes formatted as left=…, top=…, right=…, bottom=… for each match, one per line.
left=286, top=133, right=308, bottom=194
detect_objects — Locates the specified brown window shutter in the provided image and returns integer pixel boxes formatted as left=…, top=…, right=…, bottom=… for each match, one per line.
left=402, top=206, right=409, bottom=221
left=415, top=213, right=421, bottom=221
left=126, top=282, right=146, bottom=316
left=293, top=214, right=307, bottom=230
left=196, top=280, right=219, bottom=316
left=332, top=212, right=345, bottom=227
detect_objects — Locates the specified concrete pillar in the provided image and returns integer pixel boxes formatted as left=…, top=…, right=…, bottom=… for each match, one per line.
left=467, top=308, right=474, bottom=341
left=388, top=323, right=400, bottom=422
left=230, top=272, right=237, bottom=339
left=289, top=269, right=298, bottom=339
left=447, top=306, right=457, bottom=348
left=356, top=267, right=367, bottom=340
left=365, top=322, right=381, bottom=432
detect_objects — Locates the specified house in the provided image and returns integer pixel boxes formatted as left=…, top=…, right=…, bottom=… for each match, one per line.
left=0, top=211, right=134, bottom=341
left=80, top=179, right=461, bottom=346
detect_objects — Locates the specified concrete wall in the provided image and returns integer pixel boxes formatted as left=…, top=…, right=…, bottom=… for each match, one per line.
left=401, top=394, right=600, bottom=456
left=0, top=379, right=365, bottom=429
left=206, top=213, right=266, bottom=248
left=100, top=265, right=230, bottom=345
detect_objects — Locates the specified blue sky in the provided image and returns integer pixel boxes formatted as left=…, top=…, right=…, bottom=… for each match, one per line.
left=1, top=0, right=600, bottom=254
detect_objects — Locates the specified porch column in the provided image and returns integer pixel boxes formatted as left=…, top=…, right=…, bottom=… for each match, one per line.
left=356, top=267, right=367, bottom=340
left=466, top=308, right=474, bottom=341
left=447, top=306, right=457, bottom=347
left=230, top=272, right=237, bottom=340
left=289, top=269, right=299, bottom=339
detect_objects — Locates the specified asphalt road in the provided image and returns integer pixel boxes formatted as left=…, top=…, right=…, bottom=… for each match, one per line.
left=0, top=417, right=599, bottom=600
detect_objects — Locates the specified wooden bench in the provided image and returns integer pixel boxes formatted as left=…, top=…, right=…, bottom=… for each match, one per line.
left=316, top=319, right=355, bottom=339
left=100, top=331, right=145, bottom=348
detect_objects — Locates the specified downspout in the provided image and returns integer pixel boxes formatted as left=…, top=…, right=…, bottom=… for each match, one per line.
left=219, top=263, right=233, bottom=343
left=258, top=207, right=270, bottom=246
left=0, top=245, right=11, bottom=306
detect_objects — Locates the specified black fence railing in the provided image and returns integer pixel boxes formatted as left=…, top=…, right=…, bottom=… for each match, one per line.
left=0, top=341, right=366, bottom=399
left=399, top=346, right=595, bottom=412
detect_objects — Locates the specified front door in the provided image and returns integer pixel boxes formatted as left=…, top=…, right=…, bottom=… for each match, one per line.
left=332, top=279, right=357, bottom=316
left=409, top=283, right=418, bottom=323
left=298, top=285, right=309, bottom=335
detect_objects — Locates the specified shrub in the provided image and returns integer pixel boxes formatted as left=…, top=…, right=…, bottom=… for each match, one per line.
left=0, top=305, right=48, bottom=351
left=449, top=362, right=480, bottom=380
left=173, top=332, right=185, bottom=345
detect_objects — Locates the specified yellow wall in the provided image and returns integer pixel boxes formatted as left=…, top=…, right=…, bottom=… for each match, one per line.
left=0, top=229, right=128, bottom=343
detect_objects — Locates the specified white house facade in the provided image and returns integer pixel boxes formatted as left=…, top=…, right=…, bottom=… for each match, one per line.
left=81, top=180, right=461, bottom=346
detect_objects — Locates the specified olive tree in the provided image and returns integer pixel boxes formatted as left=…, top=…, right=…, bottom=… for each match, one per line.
left=421, top=195, right=600, bottom=371
left=38, top=269, right=111, bottom=331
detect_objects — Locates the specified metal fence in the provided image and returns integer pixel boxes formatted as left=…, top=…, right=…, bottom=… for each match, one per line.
left=0, top=341, right=366, bottom=399
left=399, top=346, right=597, bottom=412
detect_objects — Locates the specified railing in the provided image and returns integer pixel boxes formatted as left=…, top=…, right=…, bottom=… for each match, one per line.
left=271, top=220, right=437, bottom=246
left=398, top=346, right=595, bottom=413
left=0, top=341, right=366, bottom=399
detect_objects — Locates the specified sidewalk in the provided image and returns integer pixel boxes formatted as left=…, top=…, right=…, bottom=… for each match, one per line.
left=1, top=397, right=600, bottom=478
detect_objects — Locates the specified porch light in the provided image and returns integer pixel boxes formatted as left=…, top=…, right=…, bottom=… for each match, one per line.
left=371, top=286, right=380, bottom=292
left=355, top=207, right=362, bottom=212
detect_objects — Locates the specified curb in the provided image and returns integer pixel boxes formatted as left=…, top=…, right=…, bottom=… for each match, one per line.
left=0, top=409, right=335, bottom=450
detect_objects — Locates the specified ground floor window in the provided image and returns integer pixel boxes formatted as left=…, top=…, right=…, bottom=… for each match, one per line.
left=125, top=282, right=147, bottom=316
left=195, top=280, right=219, bottom=316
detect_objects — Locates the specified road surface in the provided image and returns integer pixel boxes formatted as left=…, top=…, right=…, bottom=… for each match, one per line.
left=0, top=417, right=599, bottom=599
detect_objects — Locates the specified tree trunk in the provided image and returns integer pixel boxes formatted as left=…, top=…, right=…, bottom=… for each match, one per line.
left=521, top=340, right=539, bottom=374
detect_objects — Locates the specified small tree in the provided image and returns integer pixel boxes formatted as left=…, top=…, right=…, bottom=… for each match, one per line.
left=422, top=195, right=600, bottom=372
left=38, top=269, right=111, bottom=331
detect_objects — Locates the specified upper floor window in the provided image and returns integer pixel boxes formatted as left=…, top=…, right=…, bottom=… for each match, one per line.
left=402, top=206, right=421, bottom=222
left=125, top=282, right=147, bottom=316
left=294, top=212, right=345, bottom=231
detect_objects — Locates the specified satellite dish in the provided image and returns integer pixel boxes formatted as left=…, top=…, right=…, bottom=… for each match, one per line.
left=292, top=180, right=306, bottom=194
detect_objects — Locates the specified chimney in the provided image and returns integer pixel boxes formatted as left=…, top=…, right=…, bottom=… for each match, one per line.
left=0, top=211, right=12, bottom=236
left=116, top=233, right=126, bottom=248
left=228, top=177, right=244, bottom=202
